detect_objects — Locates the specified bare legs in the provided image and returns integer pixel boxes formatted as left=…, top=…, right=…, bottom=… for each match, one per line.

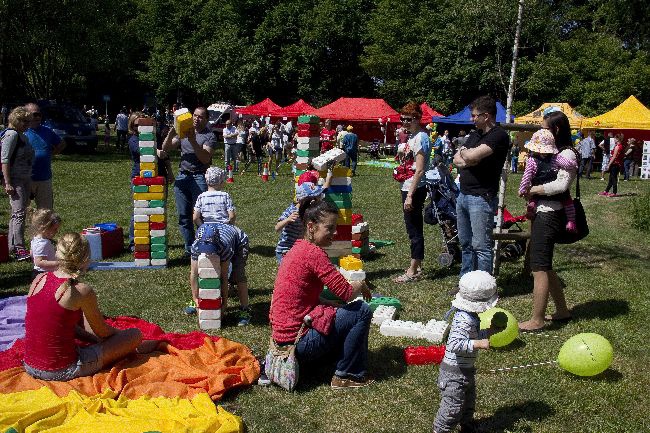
left=519, top=270, right=570, bottom=331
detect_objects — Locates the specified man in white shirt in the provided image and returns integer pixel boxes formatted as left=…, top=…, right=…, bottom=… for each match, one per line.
left=577, top=131, right=595, bottom=179
left=223, top=120, right=238, bottom=170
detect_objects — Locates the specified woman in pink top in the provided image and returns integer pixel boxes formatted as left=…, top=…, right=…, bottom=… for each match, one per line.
left=23, top=232, right=156, bottom=381
left=270, top=198, right=373, bottom=389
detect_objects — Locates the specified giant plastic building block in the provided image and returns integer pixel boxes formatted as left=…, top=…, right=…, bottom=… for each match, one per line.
left=379, top=320, right=425, bottom=338
left=420, top=319, right=450, bottom=343
left=371, top=305, right=398, bottom=326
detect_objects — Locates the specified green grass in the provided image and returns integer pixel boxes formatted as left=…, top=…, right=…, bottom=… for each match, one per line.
left=1, top=146, right=649, bottom=432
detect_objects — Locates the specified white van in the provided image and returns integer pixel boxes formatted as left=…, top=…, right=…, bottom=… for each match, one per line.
left=207, top=102, right=239, bottom=140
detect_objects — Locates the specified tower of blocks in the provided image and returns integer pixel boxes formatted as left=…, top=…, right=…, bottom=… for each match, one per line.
left=197, top=253, right=222, bottom=330
left=322, top=165, right=354, bottom=261
left=351, top=214, right=370, bottom=256
left=295, top=115, right=321, bottom=178
left=132, top=118, right=168, bottom=267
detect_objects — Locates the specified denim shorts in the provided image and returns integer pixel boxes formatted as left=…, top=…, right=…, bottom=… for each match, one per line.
left=24, top=344, right=104, bottom=381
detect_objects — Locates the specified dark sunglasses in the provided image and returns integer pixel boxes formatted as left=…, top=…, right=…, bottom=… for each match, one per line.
left=400, top=116, right=413, bottom=123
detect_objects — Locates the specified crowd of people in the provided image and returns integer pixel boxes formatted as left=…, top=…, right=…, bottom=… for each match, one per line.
left=0, top=94, right=642, bottom=431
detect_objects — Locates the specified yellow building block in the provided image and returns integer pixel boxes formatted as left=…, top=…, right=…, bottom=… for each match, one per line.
left=337, top=208, right=352, bottom=225
left=134, top=236, right=150, bottom=245
left=148, top=184, right=164, bottom=193
left=339, top=255, right=363, bottom=271
left=139, top=162, right=156, bottom=171
left=332, top=167, right=352, bottom=178
left=132, top=192, right=165, bottom=201
left=149, top=214, right=166, bottom=223
left=134, top=222, right=149, bottom=230
left=134, top=229, right=150, bottom=238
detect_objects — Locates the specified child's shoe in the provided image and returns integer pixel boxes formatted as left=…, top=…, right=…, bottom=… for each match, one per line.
left=184, top=300, right=197, bottom=315
left=565, top=221, right=577, bottom=233
left=14, top=247, right=31, bottom=262
left=237, top=307, right=251, bottom=326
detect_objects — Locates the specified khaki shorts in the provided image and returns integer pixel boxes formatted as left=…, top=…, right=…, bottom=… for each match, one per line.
left=24, top=344, right=104, bottom=381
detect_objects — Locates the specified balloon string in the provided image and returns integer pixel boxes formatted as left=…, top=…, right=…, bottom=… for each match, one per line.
left=520, top=331, right=561, bottom=338
left=487, top=360, right=557, bottom=373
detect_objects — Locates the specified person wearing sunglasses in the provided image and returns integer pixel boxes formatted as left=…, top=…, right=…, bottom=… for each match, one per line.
left=452, top=95, right=510, bottom=279
left=24, top=103, right=66, bottom=210
left=394, top=102, right=432, bottom=283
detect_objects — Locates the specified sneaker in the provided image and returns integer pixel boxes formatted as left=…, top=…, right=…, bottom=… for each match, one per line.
left=184, top=301, right=197, bottom=315
left=14, top=248, right=31, bottom=261
left=330, top=374, right=374, bottom=389
left=598, top=191, right=609, bottom=196
left=237, top=308, right=251, bottom=326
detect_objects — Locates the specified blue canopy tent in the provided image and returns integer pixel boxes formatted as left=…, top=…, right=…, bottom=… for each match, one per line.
left=432, top=101, right=513, bottom=124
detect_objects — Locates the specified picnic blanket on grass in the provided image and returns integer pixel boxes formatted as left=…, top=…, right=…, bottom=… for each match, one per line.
left=0, top=296, right=27, bottom=352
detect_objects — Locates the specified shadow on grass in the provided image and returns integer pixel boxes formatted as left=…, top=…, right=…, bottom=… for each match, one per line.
left=498, top=270, right=533, bottom=297
left=362, top=252, right=386, bottom=262
left=563, top=367, right=624, bottom=383
left=0, top=271, right=32, bottom=296
left=476, top=400, right=554, bottom=432
left=572, top=299, right=629, bottom=321
left=367, top=267, right=405, bottom=280
left=555, top=242, right=648, bottom=272
left=425, top=265, right=460, bottom=280
left=249, top=245, right=276, bottom=258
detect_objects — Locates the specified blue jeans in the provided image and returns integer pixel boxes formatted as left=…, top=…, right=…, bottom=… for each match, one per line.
left=173, top=172, right=207, bottom=254
left=623, top=159, right=633, bottom=180
left=511, top=157, right=518, bottom=173
left=344, top=150, right=358, bottom=174
left=456, top=193, right=497, bottom=276
left=296, top=301, right=372, bottom=380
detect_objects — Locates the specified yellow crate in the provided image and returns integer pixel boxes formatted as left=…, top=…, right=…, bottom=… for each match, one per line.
left=339, top=255, right=363, bottom=271
left=139, top=162, right=156, bottom=171
left=148, top=184, right=164, bottom=193
left=134, top=236, right=150, bottom=245
left=132, top=192, right=165, bottom=201
left=140, top=170, right=157, bottom=178
left=134, top=222, right=149, bottom=230
left=134, top=230, right=150, bottom=238
left=337, top=208, right=352, bottom=225
left=149, top=214, right=166, bottom=223
left=332, top=167, right=352, bottom=178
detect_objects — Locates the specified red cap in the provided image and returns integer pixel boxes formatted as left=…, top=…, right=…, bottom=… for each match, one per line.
left=297, top=170, right=319, bottom=185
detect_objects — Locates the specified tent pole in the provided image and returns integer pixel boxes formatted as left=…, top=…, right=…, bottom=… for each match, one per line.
left=494, top=0, right=525, bottom=277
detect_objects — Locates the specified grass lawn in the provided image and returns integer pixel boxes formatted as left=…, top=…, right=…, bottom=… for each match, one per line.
left=1, top=145, right=649, bottom=432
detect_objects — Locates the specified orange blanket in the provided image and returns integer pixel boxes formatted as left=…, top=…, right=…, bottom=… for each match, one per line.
left=0, top=337, right=259, bottom=401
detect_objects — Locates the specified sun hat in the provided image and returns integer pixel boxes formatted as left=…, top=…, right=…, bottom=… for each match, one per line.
left=296, top=182, right=323, bottom=201
left=193, top=223, right=226, bottom=257
left=525, top=128, right=557, bottom=154
left=297, top=170, right=320, bottom=186
left=346, top=125, right=353, bottom=131
left=451, top=270, right=498, bottom=313
left=205, top=166, right=226, bottom=186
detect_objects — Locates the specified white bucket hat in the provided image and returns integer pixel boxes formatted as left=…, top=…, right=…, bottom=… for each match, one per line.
left=205, top=166, right=226, bottom=186
left=452, top=270, right=498, bottom=313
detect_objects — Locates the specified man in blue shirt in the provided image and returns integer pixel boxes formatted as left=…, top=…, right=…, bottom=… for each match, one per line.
left=342, top=125, right=359, bottom=176
left=24, top=103, right=66, bottom=209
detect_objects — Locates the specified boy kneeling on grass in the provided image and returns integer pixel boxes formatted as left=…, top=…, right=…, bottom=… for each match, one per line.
left=434, top=270, right=506, bottom=433
left=188, top=222, right=251, bottom=326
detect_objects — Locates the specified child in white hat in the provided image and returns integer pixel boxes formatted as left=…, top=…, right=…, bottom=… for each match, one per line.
left=433, top=270, right=505, bottom=433
left=193, top=166, right=236, bottom=226
left=518, top=128, right=577, bottom=232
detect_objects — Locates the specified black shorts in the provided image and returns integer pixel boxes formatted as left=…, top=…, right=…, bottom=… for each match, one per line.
left=529, top=210, right=564, bottom=272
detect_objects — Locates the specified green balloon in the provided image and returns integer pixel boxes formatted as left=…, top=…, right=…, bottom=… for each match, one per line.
left=479, top=307, right=519, bottom=348
left=557, top=333, right=613, bottom=377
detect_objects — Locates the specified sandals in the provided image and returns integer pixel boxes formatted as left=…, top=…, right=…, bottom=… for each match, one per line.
left=393, top=271, right=422, bottom=283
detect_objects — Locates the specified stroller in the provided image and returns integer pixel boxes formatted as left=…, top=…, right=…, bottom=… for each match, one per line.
left=497, top=208, right=528, bottom=262
left=423, top=157, right=460, bottom=267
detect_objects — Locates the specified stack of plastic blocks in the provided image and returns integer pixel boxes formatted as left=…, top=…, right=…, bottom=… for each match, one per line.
left=379, top=320, right=425, bottom=338
left=371, top=305, right=398, bottom=326
left=351, top=214, right=370, bottom=257
left=295, top=115, right=321, bottom=177
left=132, top=118, right=167, bottom=267
left=311, top=148, right=346, bottom=171
left=420, top=319, right=450, bottom=343
left=322, top=166, right=353, bottom=260
left=197, top=253, right=222, bottom=330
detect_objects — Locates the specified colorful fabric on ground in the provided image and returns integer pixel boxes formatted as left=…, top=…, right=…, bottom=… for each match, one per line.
left=0, top=296, right=27, bottom=352
left=0, top=337, right=259, bottom=401
left=0, top=387, right=243, bottom=433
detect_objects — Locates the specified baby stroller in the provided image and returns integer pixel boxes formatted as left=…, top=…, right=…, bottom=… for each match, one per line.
left=497, top=208, right=528, bottom=262
left=423, top=157, right=460, bottom=267
left=368, top=139, right=380, bottom=159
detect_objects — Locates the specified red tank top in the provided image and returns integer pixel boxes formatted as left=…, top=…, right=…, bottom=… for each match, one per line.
left=24, top=273, right=83, bottom=370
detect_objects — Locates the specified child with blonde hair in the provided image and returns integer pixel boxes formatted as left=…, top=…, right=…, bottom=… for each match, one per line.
left=29, top=208, right=62, bottom=278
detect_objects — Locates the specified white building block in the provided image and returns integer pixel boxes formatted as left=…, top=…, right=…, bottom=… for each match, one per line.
left=134, top=259, right=150, bottom=267
left=199, top=288, right=221, bottom=299
left=379, top=320, right=425, bottom=338
left=420, top=319, right=449, bottom=343
left=198, top=267, right=219, bottom=278
left=198, top=309, right=222, bottom=320
left=134, top=215, right=149, bottom=223
left=150, top=229, right=166, bottom=237
left=296, top=156, right=311, bottom=165
left=296, top=136, right=320, bottom=149
left=330, top=176, right=352, bottom=186
left=327, top=240, right=352, bottom=250
left=352, top=222, right=369, bottom=234
left=340, top=268, right=366, bottom=281
left=133, top=207, right=165, bottom=215
left=137, top=125, right=154, bottom=133
left=324, top=248, right=353, bottom=258
left=138, top=140, right=155, bottom=148
left=372, top=305, right=398, bottom=326
left=133, top=200, right=149, bottom=208
left=197, top=253, right=218, bottom=269
left=199, top=319, right=221, bottom=330
left=140, top=154, right=156, bottom=163
left=151, top=259, right=167, bottom=266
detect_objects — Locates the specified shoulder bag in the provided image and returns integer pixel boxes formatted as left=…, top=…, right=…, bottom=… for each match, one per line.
left=265, top=321, right=306, bottom=391
left=556, top=149, right=589, bottom=244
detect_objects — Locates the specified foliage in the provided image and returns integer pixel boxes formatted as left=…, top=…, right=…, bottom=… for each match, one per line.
left=630, top=189, right=650, bottom=233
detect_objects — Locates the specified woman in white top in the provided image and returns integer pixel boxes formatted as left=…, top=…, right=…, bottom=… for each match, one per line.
left=519, top=111, right=576, bottom=331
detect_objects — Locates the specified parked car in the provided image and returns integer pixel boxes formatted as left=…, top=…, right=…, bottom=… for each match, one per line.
left=207, top=102, right=243, bottom=141
left=38, top=101, right=98, bottom=153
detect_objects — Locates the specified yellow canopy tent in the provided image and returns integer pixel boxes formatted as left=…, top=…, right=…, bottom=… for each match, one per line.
left=515, top=102, right=584, bottom=128
left=581, top=95, right=650, bottom=130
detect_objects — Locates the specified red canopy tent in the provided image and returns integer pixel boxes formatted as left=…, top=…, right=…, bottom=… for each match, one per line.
left=311, top=97, right=400, bottom=142
left=420, top=103, right=443, bottom=125
left=236, top=98, right=282, bottom=116
left=270, top=99, right=317, bottom=119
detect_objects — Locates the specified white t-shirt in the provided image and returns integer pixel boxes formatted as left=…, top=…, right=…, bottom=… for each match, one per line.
left=401, top=132, right=432, bottom=192
left=31, top=236, right=56, bottom=271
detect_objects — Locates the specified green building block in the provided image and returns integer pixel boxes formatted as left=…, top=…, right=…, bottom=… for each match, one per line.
left=296, top=149, right=319, bottom=158
left=139, top=146, right=156, bottom=155
left=198, top=278, right=221, bottom=289
left=133, top=185, right=149, bottom=193
left=369, top=297, right=402, bottom=312
left=150, top=236, right=166, bottom=245
left=139, top=132, right=155, bottom=141
left=149, top=200, right=165, bottom=208
left=151, top=251, right=167, bottom=259
left=150, top=243, right=166, bottom=252
left=298, top=114, right=320, bottom=124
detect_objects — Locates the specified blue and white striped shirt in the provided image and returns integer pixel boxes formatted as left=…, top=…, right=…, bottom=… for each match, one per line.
left=275, top=203, right=303, bottom=255
left=194, top=190, right=235, bottom=223
left=442, top=309, right=488, bottom=369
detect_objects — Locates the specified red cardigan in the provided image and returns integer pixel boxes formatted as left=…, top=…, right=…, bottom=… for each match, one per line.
left=270, top=239, right=353, bottom=343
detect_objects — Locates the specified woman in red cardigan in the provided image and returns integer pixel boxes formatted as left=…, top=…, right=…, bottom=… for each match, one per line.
left=270, top=197, right=374, bottom=389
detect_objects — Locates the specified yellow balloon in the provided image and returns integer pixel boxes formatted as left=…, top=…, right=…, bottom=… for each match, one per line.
left=479, top=308, right=518, bottom=348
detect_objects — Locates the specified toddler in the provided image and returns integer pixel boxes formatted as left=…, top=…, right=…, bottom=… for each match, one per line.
left=193, top=166, right=236, bottom=227
left=434, top=270, right=505, bottom=433
left=103, top=121, right=111, bottom=147
left=518, top=128, right=577, bottom=233
left=29, top=209, right=62, bottom=279
left=275, top=171, right=332, bottom=263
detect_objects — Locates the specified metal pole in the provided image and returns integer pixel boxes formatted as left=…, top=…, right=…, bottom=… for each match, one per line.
left=494, top=0, right=525, bottom=276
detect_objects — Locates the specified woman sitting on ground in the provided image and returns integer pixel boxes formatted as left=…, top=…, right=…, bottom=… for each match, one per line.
left=270, top=197, right=374, bottom=389
left=23, top=232, right=156, bottom=381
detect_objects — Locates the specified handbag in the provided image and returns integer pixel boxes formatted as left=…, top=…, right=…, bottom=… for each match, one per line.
left=556, top=150, right=589, bottom=244
left=393, top=146, right=415, bottom=182
left=264, top=322, right=306, bottom=391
